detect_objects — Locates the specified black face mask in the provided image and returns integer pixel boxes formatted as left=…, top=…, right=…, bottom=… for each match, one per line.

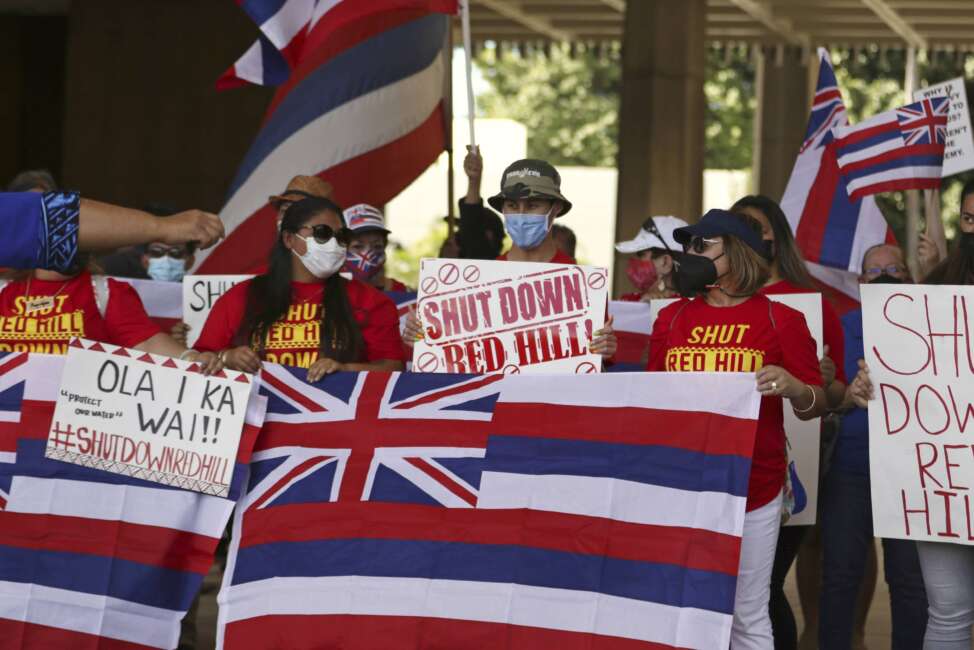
left=672, top=251, right=721, bottom=297
left=961, top=232, right=974, bottom=255
left=868, top=273, right=904, bottom=285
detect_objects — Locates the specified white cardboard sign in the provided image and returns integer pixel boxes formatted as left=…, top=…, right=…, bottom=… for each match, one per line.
left=413, top=258, right=608, bottom=374
left=45, top=338, right=255, bottom=497
left=182, top=275, right=253, bottom=347
left=914, top=77, right=974, bottom=177
left=649, top=293, right=824, bottom=526
left=863, top=284, right=974, bottom=544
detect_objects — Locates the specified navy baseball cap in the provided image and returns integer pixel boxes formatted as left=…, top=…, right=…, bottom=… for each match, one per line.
left=673, top=209, right=767, bottom=256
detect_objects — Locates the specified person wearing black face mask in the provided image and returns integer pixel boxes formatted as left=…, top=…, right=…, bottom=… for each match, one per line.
left=731, top=195, right=849, bottom=650
left=648, top=209, right=827, bottom=649
left=818, top=244, right=928, bottom=650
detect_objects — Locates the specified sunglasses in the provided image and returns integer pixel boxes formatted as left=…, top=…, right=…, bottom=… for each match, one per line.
left=864, top=264, right=907, bottom=277
left=686, top=236, right=721, bottom=254
left=295, top=224, right=351, bottom=246
left=146, top=246, right=188, bottom=259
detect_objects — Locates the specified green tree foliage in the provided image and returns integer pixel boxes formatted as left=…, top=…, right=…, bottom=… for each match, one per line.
left=475, top=43, right=620, bottom=167
left=704, top=47, right=756, bottom=169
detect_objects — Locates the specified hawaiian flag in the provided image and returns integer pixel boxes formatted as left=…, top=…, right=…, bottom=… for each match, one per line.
left=780, top=48, right=896, bottom=309
left=217, top=366, right=761, bottom=649
left=833, top=97, right=949, bottom=201
left=0, top=352, right=28, bottom=510
left=0, top=353, right=267, bottom=649
left=200, top=0, right=458, bottom=273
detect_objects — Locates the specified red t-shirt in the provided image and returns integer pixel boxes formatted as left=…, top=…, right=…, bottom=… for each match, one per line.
left=496, top=248, right=576, bottom=264
left=386, top=278, right=409, bottom=292
left=759, top=279, right=847, bottom=384
left=620, top=292, right=642, bottom=302
left=195, top=277, right=405, bottom=368
left=647, top=294, right=822, bottom=511
left=0, top=271, right=160, bottom=354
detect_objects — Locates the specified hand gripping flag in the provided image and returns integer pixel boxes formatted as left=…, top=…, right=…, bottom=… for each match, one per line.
left=833, top=97, right=950, bottom=201
left=217, top=366, right=761, bottom=649
left=781, top=48, right=895, bottom=308
left=201, top=1, right=459, bottom=274
left=0, top=353, right=267, bottom=650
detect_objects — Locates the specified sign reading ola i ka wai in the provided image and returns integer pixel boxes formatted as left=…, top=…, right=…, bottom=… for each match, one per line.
left=45, top=338, right=256, bottom=497
left=863, top=284, right=974, bottom=546
left=413, top=258, right=608, bottom=374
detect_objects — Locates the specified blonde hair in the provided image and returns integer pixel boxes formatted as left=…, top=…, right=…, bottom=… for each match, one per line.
left=721, top=214, right=770, bottom=295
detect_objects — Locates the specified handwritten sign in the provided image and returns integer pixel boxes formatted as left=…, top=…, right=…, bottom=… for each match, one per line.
left=915, top=77, right=974, bottom=177
left=182, top=275, right=252, bottom=347
left=863, top=284, right=974, bottom=544
left=413, top=258, right=608, bottom=374
left=45, top=338, right=255, bottom=497
left=649, top=293, right=824, bottom=526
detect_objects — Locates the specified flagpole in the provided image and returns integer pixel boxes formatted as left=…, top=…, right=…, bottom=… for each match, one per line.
left=904, top=46, right=921, bottom=279
left=461, top=0, right=477, bottom=148
left=445, top=20, right=456, bottom=236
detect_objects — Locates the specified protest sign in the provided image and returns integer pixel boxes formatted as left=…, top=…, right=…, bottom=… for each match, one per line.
left=649, top=293, right=824, bottom=526
left=863, top=284, right=974, bottom=544
left=44, top=338, right=255, bottom=497
left=182, top=275, right=252, bottom=347
left=915, top=77, right=974, bottom=177
left=413, top=258, right=608, bottom=374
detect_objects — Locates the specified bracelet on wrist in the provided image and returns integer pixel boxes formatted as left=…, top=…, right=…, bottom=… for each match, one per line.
left=792, top=384, right=817, bottom=414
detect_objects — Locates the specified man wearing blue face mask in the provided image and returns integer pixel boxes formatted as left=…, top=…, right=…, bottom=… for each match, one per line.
left=487, top=159, right=576, bottom=264
left=99, top=204, right=195, bottom=282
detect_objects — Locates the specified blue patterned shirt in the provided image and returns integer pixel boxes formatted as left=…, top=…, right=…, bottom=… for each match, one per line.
left=0, top=192, right=79, bottom=272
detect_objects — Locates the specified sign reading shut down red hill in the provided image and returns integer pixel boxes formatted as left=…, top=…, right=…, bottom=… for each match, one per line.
left=863, top=284, right=974, bottom=545
left=412, top=258, right=608, bottom=374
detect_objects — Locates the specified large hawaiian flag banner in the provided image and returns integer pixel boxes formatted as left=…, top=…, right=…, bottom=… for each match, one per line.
left=216, top=366, right=761, bottom=649
left=0, top=352, right=267, bottom=650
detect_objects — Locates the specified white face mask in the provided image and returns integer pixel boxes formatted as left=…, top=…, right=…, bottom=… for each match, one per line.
left=292, top=235, right=347, bottom=279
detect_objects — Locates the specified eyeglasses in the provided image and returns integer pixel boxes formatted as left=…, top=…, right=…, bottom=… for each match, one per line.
left=296, top=224, right=351, bottom=246
left=686, top=236, right=721, bottom=254
left=146, top=245, right=188, bottom=259
left=864, top=264, right=907, bottom=277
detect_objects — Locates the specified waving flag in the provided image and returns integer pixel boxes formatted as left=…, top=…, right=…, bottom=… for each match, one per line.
left=217, top=367, right=760, bottom=649
left=833, top=97, right=949, bottom=201
left=200, top=0, right=458, bottom=273
left=0, top=354, right=267, bottom=650
left=781, top=48, right=895, bottom=306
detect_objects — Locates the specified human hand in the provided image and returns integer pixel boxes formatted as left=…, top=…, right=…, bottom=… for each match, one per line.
left=755, top=365, right=804, bottom=398
left=307, top=357, right=343, bottom=383
left=221, top=346, right=261, bottom=374
left=157, top=210, right=224, bottom=250
left=848, top=359, right=874, bottom=408
left=590, top=316, right=617, bottom=359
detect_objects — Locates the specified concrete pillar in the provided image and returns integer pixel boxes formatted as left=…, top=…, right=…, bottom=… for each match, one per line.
left=613, top=0, right=705, bottom=296
left=753, top=46, right=810, bottom=201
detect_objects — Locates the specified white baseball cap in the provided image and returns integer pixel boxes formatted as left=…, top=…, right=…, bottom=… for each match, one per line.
left=615, top=216, right=688, bottom=254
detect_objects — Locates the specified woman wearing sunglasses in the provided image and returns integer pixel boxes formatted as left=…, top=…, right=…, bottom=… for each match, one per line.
left=647, top=209, right=827, bottom=649
left=194, top=197, right=405, bottom=382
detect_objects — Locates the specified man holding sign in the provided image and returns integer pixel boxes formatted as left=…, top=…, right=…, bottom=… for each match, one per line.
left=402, top=158, right=616, bottom=364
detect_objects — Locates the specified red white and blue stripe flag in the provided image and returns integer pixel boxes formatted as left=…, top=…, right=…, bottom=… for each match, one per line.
left=833, top=97, right=949, bottom=201
left=781, top=48, right=896, bottom=307
left=0, top=353, right=267, bottom=649
left=200, top=0, right=457, bottom=273
left=217, top=366, right=761, bottom=649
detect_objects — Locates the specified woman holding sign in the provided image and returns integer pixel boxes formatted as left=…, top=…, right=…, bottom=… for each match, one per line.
left=195, top=197, right=405, bottom=381
left=648, top=209, right=826, bottom=649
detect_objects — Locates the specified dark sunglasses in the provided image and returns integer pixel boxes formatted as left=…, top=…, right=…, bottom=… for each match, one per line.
left=295, top=224, right=351, bottom=246
left=642, top=217, right=673, bottom=253
left=146, top=246, right=188, bottom=259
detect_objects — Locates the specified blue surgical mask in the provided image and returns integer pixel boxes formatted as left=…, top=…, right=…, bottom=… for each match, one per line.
left=147, top=255, right=186, bottom=282
left=505, top=212, right=551, bottom=250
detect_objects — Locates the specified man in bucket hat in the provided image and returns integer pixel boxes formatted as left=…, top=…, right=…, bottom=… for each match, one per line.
left=487, top=158, right=575, bottom=264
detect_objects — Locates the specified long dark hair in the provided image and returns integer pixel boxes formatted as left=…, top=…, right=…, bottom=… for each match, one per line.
left=233, top=197, right=364, bottom=362
left=731, top=195, right=814, bottom=289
